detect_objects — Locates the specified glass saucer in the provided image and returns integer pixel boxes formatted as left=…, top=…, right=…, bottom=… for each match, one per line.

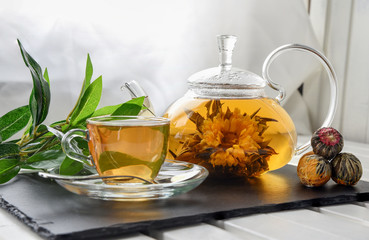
left=38, top=160, right=208, bottom=201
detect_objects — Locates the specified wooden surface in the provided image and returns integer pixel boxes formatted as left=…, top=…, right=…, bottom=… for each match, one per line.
left=0, top=137, right=368, bottom=240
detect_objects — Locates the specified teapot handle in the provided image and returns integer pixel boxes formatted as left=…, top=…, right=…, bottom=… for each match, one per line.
left=262, top=44, right=338, bottom=155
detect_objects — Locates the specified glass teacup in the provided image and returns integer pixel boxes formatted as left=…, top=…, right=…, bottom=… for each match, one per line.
left=61, top=116, right=170, bottom=183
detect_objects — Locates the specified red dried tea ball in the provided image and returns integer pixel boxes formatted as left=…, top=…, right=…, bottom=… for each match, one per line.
left=311, top=127, right=343, bottom=159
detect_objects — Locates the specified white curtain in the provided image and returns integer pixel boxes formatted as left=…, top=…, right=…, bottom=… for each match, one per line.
left=0, top=0, right=323, bottom=135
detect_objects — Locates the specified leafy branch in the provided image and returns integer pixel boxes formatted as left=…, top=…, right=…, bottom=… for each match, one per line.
left=0, top=40, right=145, bottom=184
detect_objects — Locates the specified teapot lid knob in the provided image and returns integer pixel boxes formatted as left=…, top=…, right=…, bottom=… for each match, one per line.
left=217, top=35, right=237, bottom=71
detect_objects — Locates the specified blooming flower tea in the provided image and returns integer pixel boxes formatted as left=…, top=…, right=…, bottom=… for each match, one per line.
left=164, top=98, right=296, bottom=177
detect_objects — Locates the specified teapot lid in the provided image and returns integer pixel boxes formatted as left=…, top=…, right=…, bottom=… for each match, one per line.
left=188, top=35, right=266, bottom=98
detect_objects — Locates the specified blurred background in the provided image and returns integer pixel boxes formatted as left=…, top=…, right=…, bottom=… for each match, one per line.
left=0, top=0, right=368, bottom=143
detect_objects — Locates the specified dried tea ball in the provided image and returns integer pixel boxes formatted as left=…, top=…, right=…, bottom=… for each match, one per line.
left=297, top=152, right=332, bottom=187
left=311, top=127, right=343, bottom=159
left=331, top=153, right=362, bottom=185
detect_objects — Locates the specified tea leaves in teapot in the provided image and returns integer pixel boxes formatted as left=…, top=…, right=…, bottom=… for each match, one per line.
left=175, top=100, right=278, bottom=177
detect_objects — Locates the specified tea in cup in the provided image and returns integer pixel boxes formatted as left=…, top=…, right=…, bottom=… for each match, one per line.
left=61, top=116, right=170, bottom=183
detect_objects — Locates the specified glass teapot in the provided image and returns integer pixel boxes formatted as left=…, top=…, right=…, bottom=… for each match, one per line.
left=163, top=35, right=337, bottom=177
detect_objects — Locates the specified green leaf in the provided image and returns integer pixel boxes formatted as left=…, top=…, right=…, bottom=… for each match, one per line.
left=92, top=97, right=146, bottom=117
left=59, top=156, right=84, bottom=176
left=0, top=159, right=20, bottom=184
left=67, top=54, right=93, bottom=122
left=43, top=68, right=50, bottom=85
left=28, top=90, right=37, bottom=133
left=23, top=150, right=65, bottom=171
left=35, top=124, right=48, bottom=135
left=124, top=96, right=146, bottom=106
left=17, top=40, right=51, bottom=130
left=26, top=149, right=65, bottom=164
left=50, top=120, right=67, bottom=126
left=49, top=120, right=68, bottom=132
left=70, top=76, right=103, bottom=126
left=112, top=104, right=142, bottom=116
left=0, top=143, right=20, bottom=159
left=24, top=158, right=64, bottom=170
left=83, top=54, right=93, bottom=93
left=91, top=103, right=122, bottom=117
left=0, top=105, right=31, bottom=142
left=111, top=96, right=145, bottom=116
left=98, top=151, right=158, bottom=173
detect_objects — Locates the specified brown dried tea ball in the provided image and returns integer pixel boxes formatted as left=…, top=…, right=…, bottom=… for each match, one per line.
left=331, top=153, right=362, bottom=185
left=311, top=127, right=343, bottom=159
left=297, top=152, right=332, bottom=187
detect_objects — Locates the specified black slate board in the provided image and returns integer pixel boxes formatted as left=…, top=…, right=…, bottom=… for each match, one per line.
left=1, top=164, right=369, bottom=240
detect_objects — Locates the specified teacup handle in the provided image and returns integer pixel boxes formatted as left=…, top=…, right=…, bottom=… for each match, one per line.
left=262, top=44, right=338, bottom=155
left=61, top=129, right=94, bottom=166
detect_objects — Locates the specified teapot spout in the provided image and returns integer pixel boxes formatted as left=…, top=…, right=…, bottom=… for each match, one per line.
left=121, top=80, right=156, bottom=116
